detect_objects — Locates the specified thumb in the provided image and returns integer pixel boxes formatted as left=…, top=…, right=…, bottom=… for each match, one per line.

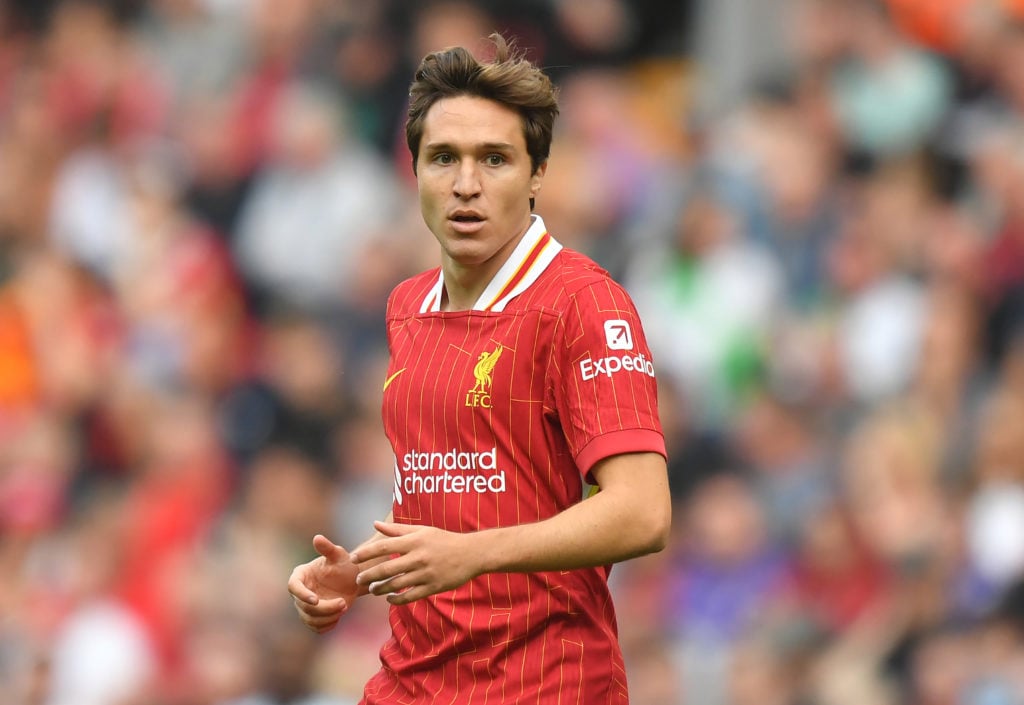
left=312, top=534, right=347, bottom=563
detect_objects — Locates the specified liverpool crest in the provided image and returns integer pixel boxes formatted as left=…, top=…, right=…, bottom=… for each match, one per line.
left=466, top=344, right=503, bottom=408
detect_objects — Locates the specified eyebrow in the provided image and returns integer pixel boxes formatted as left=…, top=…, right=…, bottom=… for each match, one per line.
left=423, top=141, right=516, bottom=152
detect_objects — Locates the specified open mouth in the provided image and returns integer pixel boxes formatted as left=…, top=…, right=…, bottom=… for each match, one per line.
left=451, top=215, right=483, bottom=223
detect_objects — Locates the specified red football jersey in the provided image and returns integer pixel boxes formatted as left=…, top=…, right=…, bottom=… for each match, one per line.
left=364, top=216, right=666, bottom=705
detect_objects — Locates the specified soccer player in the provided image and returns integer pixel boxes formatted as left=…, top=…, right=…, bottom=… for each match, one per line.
left=287, top=33, right=671, bottom=704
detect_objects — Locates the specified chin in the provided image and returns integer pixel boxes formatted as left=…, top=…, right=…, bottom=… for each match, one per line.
left=444, top=243, right=493, bottom=266
left=437, top=229, right=482, bottom=253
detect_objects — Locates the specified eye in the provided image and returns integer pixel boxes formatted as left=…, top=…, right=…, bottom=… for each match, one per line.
left=433, top=153, right=454, bottom=165
left=484, top=154, right=506, bottom=166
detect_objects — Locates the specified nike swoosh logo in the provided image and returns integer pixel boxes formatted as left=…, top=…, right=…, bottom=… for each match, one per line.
left=382, top=368, right=407, bottom=391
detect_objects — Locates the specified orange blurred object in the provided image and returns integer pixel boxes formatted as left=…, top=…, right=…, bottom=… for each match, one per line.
left=884, top=0, right=978, bottom=52
left=0, top=291, right=40, bottom=409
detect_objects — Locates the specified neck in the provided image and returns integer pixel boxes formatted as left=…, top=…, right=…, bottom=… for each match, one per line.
left=440, top=216, right=535, bottom=312
left=440, top=261, right=488, bottom=312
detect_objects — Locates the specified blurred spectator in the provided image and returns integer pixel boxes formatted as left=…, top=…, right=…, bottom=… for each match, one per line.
left=47, top=138, right=133, bottom=281
left=138, top=0, right=247, bottom=112
left=830, top=165, right=930, bottom=404
left=785, top=501, right=891, bottom=634
left=688, top=0, right=792, bottom=122
left=828, top=0, right=953, bottom=160
left=733, top=389, right=834, bottom=543
left=41, top=0, right=167, bottom=151
left=322, top=15, right=407, bottom=158
left=840, top=403, right=946, bottom=572
left=0, top=250, right=121, bottom=418
left=907, top=282, right=987, bottom=485
left=114, top=146, right=251, bottom=395
left=221, top=618, right=356, bottom=705
left=704, top=80, right=842, bottom=310
left=0, top=64, right=63, bottom=247
left=113, top=390, right=233, bottom=689
left=233, top=80, right=400, bottom=314
left=225, top=0, right=320, bottom=176
left=176, top=92, right=253, bottom=244
left=963, top=388, right=1024, bottom=600
left=219, top=311, right=348, bottom=466
left=40, top=491, right=158, bottom=705
left=627, top=178, right=783, bottom=428
left=664, top=472, right=790, bottom=704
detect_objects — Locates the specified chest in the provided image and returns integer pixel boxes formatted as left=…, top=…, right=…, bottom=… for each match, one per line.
left=383, top=311, right=557, bottom=427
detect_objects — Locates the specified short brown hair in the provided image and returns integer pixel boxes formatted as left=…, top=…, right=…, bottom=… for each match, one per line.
left=405, top=33, right=559, bottom=175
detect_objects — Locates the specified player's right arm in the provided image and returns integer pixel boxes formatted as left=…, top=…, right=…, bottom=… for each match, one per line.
left=288, top=513, right=394, bottom=633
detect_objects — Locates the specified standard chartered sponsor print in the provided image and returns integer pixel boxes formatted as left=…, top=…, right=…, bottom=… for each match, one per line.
left=395, top=447, right=507, bottom=501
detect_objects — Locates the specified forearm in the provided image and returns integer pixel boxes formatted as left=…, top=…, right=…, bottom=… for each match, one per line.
left=474, top=453, right=670, bottom=574
left=350, top=453, right=671, bottom=604
left=474, top=491, right=666, bottom=574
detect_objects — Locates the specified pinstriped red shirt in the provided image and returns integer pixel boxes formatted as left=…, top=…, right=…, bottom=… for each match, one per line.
left=363, top=216, right=665, bottom=705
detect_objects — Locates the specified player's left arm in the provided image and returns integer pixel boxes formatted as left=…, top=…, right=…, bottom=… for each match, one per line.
left=349, top=450, right=671, bottom=604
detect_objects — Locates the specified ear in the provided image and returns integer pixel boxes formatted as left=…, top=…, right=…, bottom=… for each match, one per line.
left=529, top=160, right=548, bottom=199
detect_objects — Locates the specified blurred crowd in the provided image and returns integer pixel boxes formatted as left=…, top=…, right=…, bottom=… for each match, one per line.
left=1, top=0, right=1024, bottom=703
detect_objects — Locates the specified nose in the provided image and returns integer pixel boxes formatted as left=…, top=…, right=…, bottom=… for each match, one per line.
left=453, top=161, right=481, bottom=199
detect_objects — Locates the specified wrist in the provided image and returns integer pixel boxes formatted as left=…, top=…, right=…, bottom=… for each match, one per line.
left=471, top=527, right=505, bottom=575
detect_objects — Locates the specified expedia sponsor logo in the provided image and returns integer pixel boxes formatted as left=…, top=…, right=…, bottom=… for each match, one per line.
left=394, top=447, right=507, bottom=501
left=604, top=319, right=633, bottom=350
left=579, top=351, right=656, bottom=381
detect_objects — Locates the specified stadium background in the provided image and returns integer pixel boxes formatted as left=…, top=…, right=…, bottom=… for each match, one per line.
left=1, top=0, right=1024, bottom=703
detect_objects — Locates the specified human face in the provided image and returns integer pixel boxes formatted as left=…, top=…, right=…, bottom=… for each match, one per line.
left=416, top=95, right=546, bottom=290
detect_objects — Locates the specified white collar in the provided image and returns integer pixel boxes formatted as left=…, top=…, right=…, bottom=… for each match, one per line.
left=419, top=215, right=562, bottom=313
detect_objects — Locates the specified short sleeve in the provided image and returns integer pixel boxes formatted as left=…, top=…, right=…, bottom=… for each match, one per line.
left=552, top=279, right=666, bottom=479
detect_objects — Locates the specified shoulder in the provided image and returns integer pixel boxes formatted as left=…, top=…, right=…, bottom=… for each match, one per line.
left=534, top=248, right=636, bottom=311
left=550, top=248, right=611, bottom=286
left=386, top=268, right=439, bottom=318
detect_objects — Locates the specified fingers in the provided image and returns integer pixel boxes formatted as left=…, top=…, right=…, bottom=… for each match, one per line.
left=350, top=522, right=415, bottom=562
left=386, top=586, right=428, bottom=606
left=366, top=572, right=408, bottom=596
left=355, top=550, right=415, bottom=590
left=288, top=535, right=356, bottom=634
left=373, top=520, right=415, bottom=537
left=293, top=596, right=348, bottom=633
left=312, top=533, right=346, bottom=562
left=294, top=595, right=347, bottom=618
left=287, top=563, right=319, bottom=605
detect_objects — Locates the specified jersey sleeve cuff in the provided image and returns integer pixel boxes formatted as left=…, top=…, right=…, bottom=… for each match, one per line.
left=575, top=429, right=667, bottom=478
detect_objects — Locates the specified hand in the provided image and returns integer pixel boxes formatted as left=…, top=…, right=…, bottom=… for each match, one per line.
left=287, top=534, right=361, bottom=633
left=350, top=521, right=481, bottom=605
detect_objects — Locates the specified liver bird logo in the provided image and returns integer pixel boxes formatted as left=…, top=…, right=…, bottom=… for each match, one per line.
left=471, top=345, right=503, bottom=393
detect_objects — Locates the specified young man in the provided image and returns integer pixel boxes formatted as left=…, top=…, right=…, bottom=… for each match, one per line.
left=287, top=34, right=671, bottom=704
